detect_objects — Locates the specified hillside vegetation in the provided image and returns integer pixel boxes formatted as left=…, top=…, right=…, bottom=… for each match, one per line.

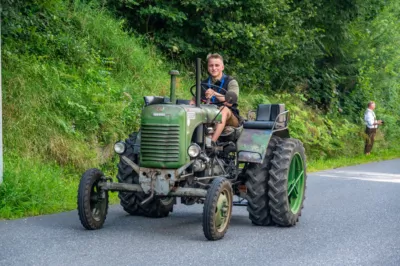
left=1, top=0, right=399, bottom=219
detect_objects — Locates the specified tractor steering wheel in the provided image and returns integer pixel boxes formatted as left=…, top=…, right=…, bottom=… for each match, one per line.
left=190, top=83, right=228, bottom=105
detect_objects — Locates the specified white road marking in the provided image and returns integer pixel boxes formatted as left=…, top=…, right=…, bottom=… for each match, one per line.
left=314, top=170, right=400, bottom=183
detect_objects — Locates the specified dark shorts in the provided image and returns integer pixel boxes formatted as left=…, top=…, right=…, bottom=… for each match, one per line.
left=220, top=107, right=240, bottom=127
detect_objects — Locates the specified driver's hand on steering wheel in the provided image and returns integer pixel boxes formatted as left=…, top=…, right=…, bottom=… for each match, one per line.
left=205, top=88, right=215, bottom=99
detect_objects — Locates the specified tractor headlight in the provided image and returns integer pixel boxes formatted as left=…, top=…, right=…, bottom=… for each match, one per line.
left=114, top=141, right=126, bottom=154
left=187, top=143, right=201, bottom=158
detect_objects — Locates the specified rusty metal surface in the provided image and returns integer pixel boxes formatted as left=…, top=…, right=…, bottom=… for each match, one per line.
left=237, top=151, right=263, bottom=163
left=118, top=156, right=194, bottom=195
left=168, top=187, right=207, bottom=197
left=100, top=182, right=143, bottom=192
left=121, top=155, right=140, bottom=175
left=99, top=181, right=207, bottom=197
left=236, top=128, right=272, bottom=163
left=139, top=162, right=192, bottom=195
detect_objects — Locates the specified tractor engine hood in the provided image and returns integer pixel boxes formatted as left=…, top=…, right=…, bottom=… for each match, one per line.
left=140, top=104, right=222, bottom=169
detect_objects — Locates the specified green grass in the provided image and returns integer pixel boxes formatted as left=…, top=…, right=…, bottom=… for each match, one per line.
left=0, top=154, right=77, bottom=218
left=308, top=145, right=400, bottom=172
left=0, top=152, right=120, bottom=220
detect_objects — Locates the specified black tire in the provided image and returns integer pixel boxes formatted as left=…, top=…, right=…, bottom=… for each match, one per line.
left=268, top=138, right=307, bottom=226
left=117, top=133, right=142, bottom=215
left=143, top=197, right=174, bottom=218
left=203, top=177, right=233, bottom=241
left=117, top=133, right=173, bottom=217
left=77, top=168, right=109, bottom=230
left=245, top=136, right=281, bottom=226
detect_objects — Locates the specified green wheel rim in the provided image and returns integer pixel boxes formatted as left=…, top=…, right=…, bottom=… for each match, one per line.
left=287, top=153, right=305, bottom=213
left=90, top=182, right=107, bottom=222
left=215, top=190, right=231, bottom=232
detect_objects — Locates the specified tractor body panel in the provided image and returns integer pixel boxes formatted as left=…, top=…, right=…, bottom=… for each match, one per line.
left=139, top=103, right=222, bottom=194
left=140, top=104, right=187, bottom=169
left=140, top=103, right=221, bottom=169
left=236, top=128, right=273, bottom=163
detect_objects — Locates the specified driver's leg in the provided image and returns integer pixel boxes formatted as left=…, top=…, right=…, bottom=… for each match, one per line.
left=212, top=107, right=232, bottom=142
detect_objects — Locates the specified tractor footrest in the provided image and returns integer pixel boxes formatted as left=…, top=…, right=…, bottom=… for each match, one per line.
left=233, top=201, right=248, bottom=206
left=233, top=196, right=248, bottom=206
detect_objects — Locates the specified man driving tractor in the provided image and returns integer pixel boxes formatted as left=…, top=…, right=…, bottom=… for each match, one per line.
left=190, top=53, right=241, bottom=143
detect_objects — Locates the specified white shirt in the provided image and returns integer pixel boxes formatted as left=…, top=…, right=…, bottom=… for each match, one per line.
left=364, top=109, right=377, bottom=129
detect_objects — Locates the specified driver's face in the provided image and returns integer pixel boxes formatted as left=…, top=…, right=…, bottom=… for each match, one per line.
left=208, top=58, right=224, bottom=80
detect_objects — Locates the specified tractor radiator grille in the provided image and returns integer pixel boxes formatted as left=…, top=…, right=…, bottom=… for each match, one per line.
left=141, top=124, right=180, bottom=162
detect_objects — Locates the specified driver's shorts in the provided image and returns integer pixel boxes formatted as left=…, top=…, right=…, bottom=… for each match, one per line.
left=224, top=108, right=240, bottom=127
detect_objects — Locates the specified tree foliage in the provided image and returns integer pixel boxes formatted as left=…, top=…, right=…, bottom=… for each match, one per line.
left=105, top=0, right=320, bottom=91
left=104, top=0, right=389, bottom=112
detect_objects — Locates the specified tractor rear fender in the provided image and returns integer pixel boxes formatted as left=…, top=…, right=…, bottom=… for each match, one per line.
left=236, top=128, right=289, bottom=163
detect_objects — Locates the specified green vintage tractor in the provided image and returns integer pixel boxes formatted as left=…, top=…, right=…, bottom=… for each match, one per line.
left=77, top=59, right=307, bottom=240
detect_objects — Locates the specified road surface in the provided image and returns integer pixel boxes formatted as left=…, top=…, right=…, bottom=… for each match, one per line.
left=1, top=159, right=399, bottom=266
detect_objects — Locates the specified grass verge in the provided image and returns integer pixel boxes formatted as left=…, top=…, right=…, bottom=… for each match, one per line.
left=0, top=154, right=77, bottom=219
left=308, top=146, right=400, bottom=172
left=0, top=153, right=119, bottom=220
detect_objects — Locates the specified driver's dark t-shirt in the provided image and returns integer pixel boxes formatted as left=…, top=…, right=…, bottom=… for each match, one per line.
left=201, top=75, right=242, bottom=124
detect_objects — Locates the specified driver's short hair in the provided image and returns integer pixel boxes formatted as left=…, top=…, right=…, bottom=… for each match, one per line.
left=206, top=53, right=224, bottom=63
left=368, top=101, right=375, bottom=107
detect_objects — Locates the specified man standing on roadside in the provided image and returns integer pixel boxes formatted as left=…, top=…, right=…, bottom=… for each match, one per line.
left=364, top=101, right=383, bottom=155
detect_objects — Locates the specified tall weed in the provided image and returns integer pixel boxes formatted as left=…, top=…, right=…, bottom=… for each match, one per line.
left=0, top=154, right=76, bottom=218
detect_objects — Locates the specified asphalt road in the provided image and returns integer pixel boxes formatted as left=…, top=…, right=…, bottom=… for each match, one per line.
left=1, top=159, right=399, bottom=266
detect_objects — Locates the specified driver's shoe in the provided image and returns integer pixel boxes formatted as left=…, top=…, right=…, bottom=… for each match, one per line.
left=205, top=137, right=219, bottom=152
left=205, top=137, right=215, bottom=148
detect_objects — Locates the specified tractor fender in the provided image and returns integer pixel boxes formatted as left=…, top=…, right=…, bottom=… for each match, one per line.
left=236, top=128, right=289, bottom=163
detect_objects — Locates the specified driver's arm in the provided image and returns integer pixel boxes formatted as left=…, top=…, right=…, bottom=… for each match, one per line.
left=213, top=80, right=239, bottom=106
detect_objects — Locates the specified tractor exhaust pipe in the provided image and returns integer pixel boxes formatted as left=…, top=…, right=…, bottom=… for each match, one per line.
left=195, top=58, right=201, bottom=107
left=195, top=58, right=204, bottom=144
left=169, top=70, right=179, bottom=104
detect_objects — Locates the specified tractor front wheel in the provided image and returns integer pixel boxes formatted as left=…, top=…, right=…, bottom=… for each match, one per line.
left=202, top=177, right=233, bottom=241
left=268, top=138, right=307, bottom=226
left=77, top=168, right=109, bottom=230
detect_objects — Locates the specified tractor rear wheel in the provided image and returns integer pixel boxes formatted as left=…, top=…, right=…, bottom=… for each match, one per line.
left=203, top=177, right=233, bottom=240
left=245, top=136, right=281, bottom=226
left=117, top=133, right=173, bottom=217
left=268, top=138, right=306, bottom=226
left=117, top=133, right=142, bottom=215
left=77, top=168, right=109, bottom=230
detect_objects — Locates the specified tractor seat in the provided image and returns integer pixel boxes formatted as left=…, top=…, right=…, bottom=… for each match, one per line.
left=143, top=96, right=170, bottom=106
left=219, top=125, right=243, bottom=142
left=144, top=97, right=191, bottom=106
left=243, top=104, right=286, bottom=130
left=176, top=99, right=191, bottom=105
